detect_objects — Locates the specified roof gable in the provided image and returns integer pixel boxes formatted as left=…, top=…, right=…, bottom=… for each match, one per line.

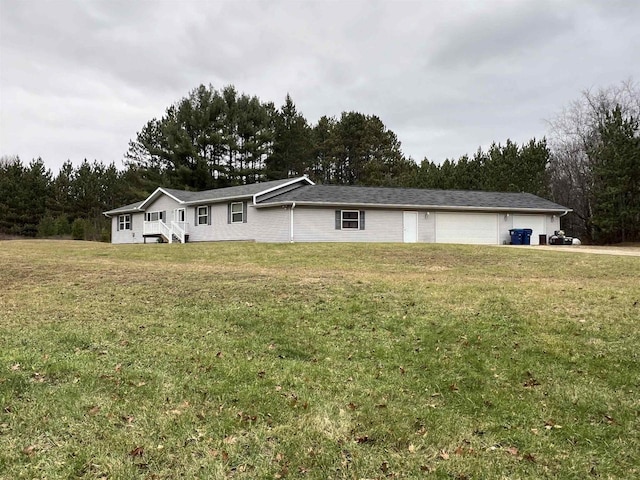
left=138, top=187, right=184, bottom=210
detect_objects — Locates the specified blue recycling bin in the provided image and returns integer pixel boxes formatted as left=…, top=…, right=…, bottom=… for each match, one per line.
left=522, top=229, right=533, bottom=245
left=509, top=229, right=524, bottom=245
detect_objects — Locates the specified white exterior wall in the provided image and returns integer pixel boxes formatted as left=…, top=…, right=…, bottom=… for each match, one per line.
left=547, top=214, right=562, bottom=238
left=253, top=207, right=291, bottom=242
left=111, top=212, right=145, bottom=244
left=292, top=209, right=556, bottom=246
left=186, top=203, right=290, bottom=243
left=504, top=213, right=556, bottom=245
left=145, top=195, right=184, bottom=221
left=418, top=212, right=436, bottom=243
left=292, top=207, right=404, bottom=243
left=108, top=191, right=563, bottom=246
left=499, top=213, right=514, bottom=245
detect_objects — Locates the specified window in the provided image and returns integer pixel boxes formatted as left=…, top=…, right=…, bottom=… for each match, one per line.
left=118, top=214, right=131, bottom=230
left=335, top=210, right=365, bottom=230
left=175, top=208, right=185, bottom=222
left=230, top=202, right=244, bottom=223
left=197, top=206, right=209, bottom=225
left=342, top=210, right=360, bottom=229
left=145, top=211, right=164, bottom=222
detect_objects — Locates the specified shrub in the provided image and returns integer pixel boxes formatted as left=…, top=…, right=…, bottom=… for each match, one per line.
left=54, top=215, right=71, bottom=235
left=71, top=218, right=86, bottom=240
left=37, top=215, right=57, bottom=237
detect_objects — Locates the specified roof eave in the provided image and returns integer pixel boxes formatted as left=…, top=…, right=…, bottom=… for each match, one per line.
left=103, top=207, right=141, bottom=217
left=254, top=200, right=571, bottom=213
left=183, top=194, right=253, bottom=206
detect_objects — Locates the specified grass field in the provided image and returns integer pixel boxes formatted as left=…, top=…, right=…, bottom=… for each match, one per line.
left=1, top=240, right=639, bottom=479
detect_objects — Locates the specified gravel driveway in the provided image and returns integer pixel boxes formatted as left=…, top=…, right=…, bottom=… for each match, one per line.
left=528, top=245, right=640, bottom=257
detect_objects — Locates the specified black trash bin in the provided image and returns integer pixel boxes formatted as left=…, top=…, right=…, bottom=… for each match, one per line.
left=509, top=229, right=524, bottom=245
left=522, top=229, right=533, bottom=245
left=539, top=234, right=547, bottom=245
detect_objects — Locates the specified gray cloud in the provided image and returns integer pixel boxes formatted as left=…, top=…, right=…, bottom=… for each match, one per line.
left=1, top=0, right=639, bottom=172
left=428, top=1, right=573, bottom=70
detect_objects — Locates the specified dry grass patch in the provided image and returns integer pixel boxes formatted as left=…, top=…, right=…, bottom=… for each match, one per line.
left=1, top=240, right=639, bottom=479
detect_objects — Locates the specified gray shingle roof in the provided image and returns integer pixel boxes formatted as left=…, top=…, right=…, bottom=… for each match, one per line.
left=258, top=185, right=569, bottom=212
left=104, top=177, right=313, bottom=215
left=103, top=201, right=144, bottom=215
left=163, top=178, right=305, bottom=204
left=105, top=177, right=570, bottom=216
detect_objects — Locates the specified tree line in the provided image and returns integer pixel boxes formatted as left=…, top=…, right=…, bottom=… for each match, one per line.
left=0, top=158, right=143, bottom=240
left=1, top=82, right=638, bottom=244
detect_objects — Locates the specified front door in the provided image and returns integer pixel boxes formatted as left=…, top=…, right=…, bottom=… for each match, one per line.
left=173, top=208, right=186, bottom=223
left=403, top=211, right=418, bottom=243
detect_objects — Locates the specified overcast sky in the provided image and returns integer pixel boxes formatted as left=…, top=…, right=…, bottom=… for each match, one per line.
left=1, top=0, right=639, bottom=174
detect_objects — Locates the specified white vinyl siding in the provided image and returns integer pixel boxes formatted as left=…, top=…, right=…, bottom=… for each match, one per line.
left=512, top=214, right=546, bottom=245
left=435, top=212, right=498, bottom=244
left=111, top=212, right=145, bottom=243
left=295, top=208, right=399, bottom=242
left=185, top=203, right=288, bottom=242
left=109, top=189, right=560, bottom=246
left=111, top=194, right=182, bottom=244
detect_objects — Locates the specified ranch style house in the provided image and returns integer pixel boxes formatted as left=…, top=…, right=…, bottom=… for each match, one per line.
left=104, top=176, right=570, bottom=245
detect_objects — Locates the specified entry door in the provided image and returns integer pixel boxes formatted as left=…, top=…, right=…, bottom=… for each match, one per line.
left=174, top=208, right=186, bottom=223
left=403, top=211, right=418, bottom=243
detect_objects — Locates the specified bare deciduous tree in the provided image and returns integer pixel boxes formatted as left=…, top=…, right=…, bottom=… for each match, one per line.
left=547, top=80, right=640, bottom=240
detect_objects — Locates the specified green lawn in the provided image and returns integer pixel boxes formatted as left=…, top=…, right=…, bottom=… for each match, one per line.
left=1, top=240, right=638, bottom=479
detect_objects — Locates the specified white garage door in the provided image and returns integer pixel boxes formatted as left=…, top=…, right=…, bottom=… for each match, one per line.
left=512, top=214, right=546, bottom=245
left=435, top=213, right=498, bottom=244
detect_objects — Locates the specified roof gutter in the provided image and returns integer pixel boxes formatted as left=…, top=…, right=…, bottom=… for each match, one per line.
left=103, top=207, right=142, bottom=217
left=254, top=201, right=572, bottom=214
left=183, top=194, right=253, bottom=206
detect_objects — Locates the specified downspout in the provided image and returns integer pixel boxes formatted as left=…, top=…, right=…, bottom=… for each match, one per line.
left=553, top=210, right=570, bottom=234
left=290, top=202, right=296, bottom=243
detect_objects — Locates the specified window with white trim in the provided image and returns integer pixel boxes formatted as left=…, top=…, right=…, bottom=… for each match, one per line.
left=230, top=202, right=244, bottom=223
left=197, top=206, right=209, bottom=225
left=341, top=210, right=360, bottom=229
left=145, top=211, right=164, bottom=222
left=335, top=210, right=365, bottom=230
left=118, top=214, right=131, bottom=230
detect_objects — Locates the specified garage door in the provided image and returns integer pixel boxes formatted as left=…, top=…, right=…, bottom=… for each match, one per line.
left=512, top=214, right=546, bottom=245
left=435, top=213, right=498, bottom=244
